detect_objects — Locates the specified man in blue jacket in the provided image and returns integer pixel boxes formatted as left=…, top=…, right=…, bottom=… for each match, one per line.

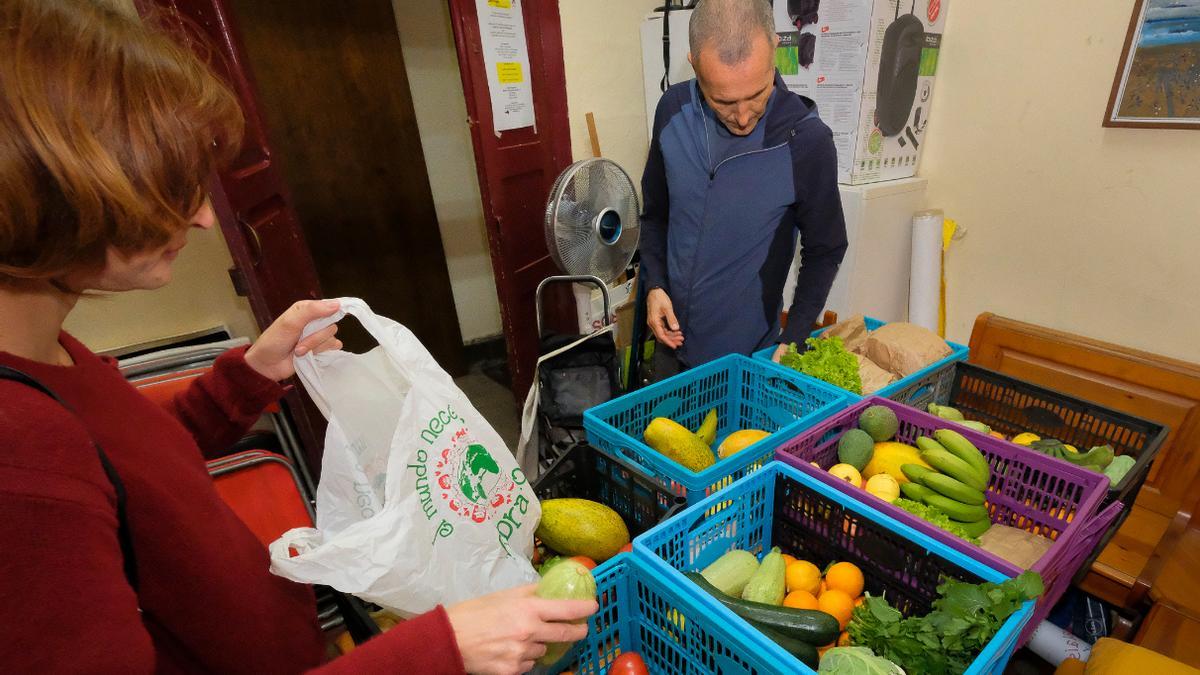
left=641, top=0, right=847, bottom=372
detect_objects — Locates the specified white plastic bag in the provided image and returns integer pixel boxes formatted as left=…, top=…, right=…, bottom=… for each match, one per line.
left=269, top=298, right=540, bottom=615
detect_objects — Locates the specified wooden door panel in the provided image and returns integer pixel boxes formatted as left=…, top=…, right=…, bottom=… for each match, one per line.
left=139, top=0, right=330, bottom=474
left=970, top=313, right=1200, bottom=519
left=450, top=0, right=575, bottom=398
left=226, top=0, right=465, bottom=372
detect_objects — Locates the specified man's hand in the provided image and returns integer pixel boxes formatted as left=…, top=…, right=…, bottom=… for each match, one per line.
left=245, top=300, right=342, bottom=382
left=771, top=343, right=789, bottom=363
left=646, top=288, right=684, bottom=349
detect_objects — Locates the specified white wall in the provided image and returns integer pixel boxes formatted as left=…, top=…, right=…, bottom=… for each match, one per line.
left=920, top=1, right=1200, bottom=363
left=65, top=0, right=259, bottom=352
left=65, top=225, right=259, bottom=352
left=394, top=0, right=503, bottom=343
left=560, top=1, right=660, bottom=184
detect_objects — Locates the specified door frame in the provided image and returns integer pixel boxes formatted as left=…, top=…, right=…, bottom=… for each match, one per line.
left=448, top=0, right=576, bottom=398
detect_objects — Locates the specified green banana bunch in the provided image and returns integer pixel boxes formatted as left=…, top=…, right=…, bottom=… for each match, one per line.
left=1063, top=444, right=1115, bottom=471
left=893, top=431, right=994, bottom=536
left=1028, top=439, right=1115, bottom=473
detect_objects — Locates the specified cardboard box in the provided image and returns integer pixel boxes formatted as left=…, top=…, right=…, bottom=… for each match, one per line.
left=573, top=277, right=635, bottom=334
left=772, top=0, right=948, bottom=185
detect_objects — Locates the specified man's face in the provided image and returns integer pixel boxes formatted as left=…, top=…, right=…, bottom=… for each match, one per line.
left=690, top=33, right=777, bottom=136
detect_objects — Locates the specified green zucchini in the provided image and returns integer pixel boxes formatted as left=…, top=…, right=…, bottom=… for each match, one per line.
left=741, top=547, right=786, bottom=605
left=700, top=549, right=759, bottom=597
left=749, top=620, right=819, bottom=669
left=685, top=571, right=839, bottom=646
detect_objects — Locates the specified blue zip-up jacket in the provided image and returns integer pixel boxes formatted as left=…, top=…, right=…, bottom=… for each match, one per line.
left=640, top=72, right=848, bottom=366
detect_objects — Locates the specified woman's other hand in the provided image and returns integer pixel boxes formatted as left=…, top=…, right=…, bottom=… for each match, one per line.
left=244, top=299, right=342, bottom=381
left=445, top=584, right=597, bottom=675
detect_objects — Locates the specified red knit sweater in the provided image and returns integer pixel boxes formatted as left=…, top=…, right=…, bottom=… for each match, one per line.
left=0, top=333, right=465, bottom=674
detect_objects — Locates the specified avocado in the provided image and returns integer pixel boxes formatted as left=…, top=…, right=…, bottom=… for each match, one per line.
left=536, top=498, right=630, bottom=562
left=836, top=429, right=875, bottom=471
left=858, top=405, right=900, bottom=442
left=644, top=417, right=717, bottom=472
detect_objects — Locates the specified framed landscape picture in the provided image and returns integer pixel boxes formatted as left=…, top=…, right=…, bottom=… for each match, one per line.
left=1105, top=0, right=1200, bottom=129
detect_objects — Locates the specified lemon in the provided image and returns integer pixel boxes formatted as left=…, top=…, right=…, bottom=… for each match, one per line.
left=864, top=473, right=900, bottom=503
left=829, top=463, right=864, bottom=488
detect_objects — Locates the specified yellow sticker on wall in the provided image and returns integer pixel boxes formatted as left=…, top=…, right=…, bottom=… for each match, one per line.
left=488, top=0, right=511, bottom=8
left=496, top=62, right=523, bottom=84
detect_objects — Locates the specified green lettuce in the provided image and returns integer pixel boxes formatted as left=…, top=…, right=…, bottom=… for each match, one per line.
left=779, top=337, right=863, bottom=395
left=818, top=647, right=905, bottom=674
left=892, top=498, right=982, bottom=545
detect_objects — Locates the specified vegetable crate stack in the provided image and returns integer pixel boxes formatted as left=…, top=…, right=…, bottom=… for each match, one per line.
left=774, top=397, right=1124, bottom=645
left=755, top=316, right=969, bottom=400
left=582, top=354, right=850, bottom=506
left=549, top=553, right=799, bottom=674
left=890, top=360, right=1169, bottom=578
left=633, top=461, right=1037, bottom=674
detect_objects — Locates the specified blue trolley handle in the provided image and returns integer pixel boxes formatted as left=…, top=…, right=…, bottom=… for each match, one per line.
left=535, top=275, right=610, bottom=338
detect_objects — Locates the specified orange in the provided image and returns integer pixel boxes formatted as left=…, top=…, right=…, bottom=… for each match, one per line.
left=783, top=590, right=820, bottom=610
left=854, top=595, right=865, bottom=607
left=818, top=589, right=856, bottom=630
left=838, top=631, right=852, bottom=647
left=817, top=642, right=836, bottom=659
left=818, top=580, right=827, bottom=596
left=825, top=562, right=865, bottom=598
left=785, top=560, right=822, bottom=595
left=781, top=553, right=798, bottom=566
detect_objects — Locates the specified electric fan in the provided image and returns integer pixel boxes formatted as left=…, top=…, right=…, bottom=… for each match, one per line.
left=543, top=158, right=640, bottom=285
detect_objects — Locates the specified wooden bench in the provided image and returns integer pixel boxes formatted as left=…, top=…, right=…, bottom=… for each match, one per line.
left=967, top=313, right=1200, bottom=618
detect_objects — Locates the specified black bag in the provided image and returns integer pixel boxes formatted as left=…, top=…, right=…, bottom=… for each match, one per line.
left=876, top=4, right=925, bottom=137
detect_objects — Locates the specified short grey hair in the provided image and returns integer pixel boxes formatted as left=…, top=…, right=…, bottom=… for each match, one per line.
left=688, top=0, right=776, bottom=66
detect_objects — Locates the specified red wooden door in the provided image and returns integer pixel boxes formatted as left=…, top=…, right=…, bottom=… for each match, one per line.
left=448, top=0, right=575, bottom=398
left=136, top=0, right=327, bottom=470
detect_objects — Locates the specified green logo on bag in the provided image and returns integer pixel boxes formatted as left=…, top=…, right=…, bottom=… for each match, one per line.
left=407, top=404, right=534, bottom=557
left=458, top=444, right=500, bottom=504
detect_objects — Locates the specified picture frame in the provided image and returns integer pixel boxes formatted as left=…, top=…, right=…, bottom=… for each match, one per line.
left=1104, top=0, right=1200, bottom=130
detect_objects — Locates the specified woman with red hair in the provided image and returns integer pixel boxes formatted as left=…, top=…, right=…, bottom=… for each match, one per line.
left=0, top=1, right=593, bottom=673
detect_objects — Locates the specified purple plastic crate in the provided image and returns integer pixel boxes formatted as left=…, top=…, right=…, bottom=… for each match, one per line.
left=774, top=397, right=1121, bottom=646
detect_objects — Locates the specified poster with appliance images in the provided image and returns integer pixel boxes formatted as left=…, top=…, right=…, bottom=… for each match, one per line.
left=771, top=0, right=948, bottom=184
left=476, top=0, right=535, bottom=132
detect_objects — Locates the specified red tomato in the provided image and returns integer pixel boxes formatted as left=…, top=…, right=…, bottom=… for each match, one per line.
left=618, top=542, right=634, bottom=554
left=610, top=652, right=649, bottom=675
left=568, top=555, right=597, bottom=570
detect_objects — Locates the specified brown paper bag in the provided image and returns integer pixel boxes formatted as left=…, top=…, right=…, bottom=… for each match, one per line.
left=856, top=354, right=897, bottom=395
left=978, top=525, right=1054, bottom=569
left=863, top=322, right=951, bottom=378
left=820, top=315, right=869, bottom=354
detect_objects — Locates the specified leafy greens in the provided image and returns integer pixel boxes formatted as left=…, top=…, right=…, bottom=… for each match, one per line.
left=892, top=498, right=982, bottom=545
left=847, top=571, right=1043, bottom=675
left=779, top=337, right=863, bottom=395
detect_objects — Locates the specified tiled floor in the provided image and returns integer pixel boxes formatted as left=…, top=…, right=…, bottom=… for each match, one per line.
left=455, top=368, right=521, bottom=451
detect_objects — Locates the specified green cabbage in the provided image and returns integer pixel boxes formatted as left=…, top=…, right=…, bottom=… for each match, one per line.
left=779, top=337, right=863, bottom=395
left=818, top=647, right=905, bottom=674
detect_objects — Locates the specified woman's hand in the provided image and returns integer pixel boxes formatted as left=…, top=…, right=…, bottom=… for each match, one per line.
left=244, top=299, right=342, bottom=382
left=445, top=584, right=597, bottom=675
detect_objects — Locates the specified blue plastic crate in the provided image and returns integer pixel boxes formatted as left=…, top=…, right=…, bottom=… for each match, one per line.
left=553, top=554, right=794, bottom=674
left=633, top=461, right=1034, bottom=674
left=753, top=316, right=969, bottom=402
left=582, top=354, right=850, bottom=506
